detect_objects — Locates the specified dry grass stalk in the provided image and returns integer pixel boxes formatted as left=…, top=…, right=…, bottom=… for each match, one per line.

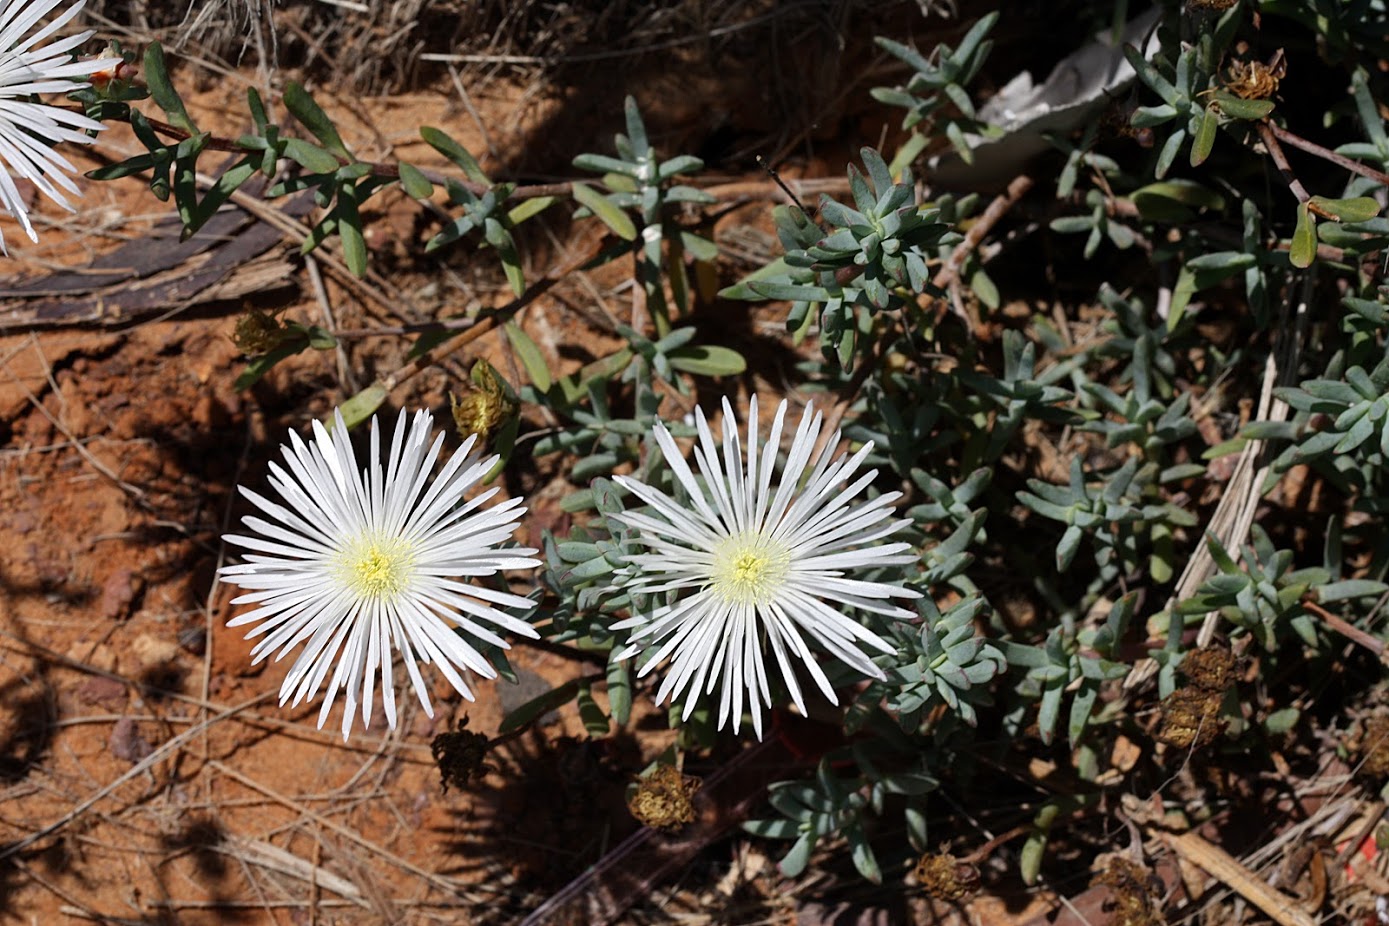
left=85, top=0, right=912, bottom=97
left=1166, top=831, right=1318, bottom=926
left=0, top=692, right=274, bottom=860
left=222, top=834, right=370, bottom=906
left=207, top=759, right=497, bottom=903
left=1124, top=273, right=1310, bottom=690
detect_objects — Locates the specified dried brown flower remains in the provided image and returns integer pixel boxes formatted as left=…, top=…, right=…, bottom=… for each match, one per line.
left=451, top=359, right=517, bottom=443
left=914, top=852, right=980, bottom=901
left=1225, top=50, right=1285, bottom=101
left=1093, top=856, right=1163, bottom=926
left=627, top=764, right=701, bottom=831
left=1156, top=647, right=1237, bottom=750
left=431, top=716, right=494, bottom=793
left=1356, top=714, right=1389, bottom=780
left=231, top=310, right=292, bottom=356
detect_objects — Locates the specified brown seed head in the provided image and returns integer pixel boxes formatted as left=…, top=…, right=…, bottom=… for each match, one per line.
left=1180, top=647, right=1238, bottom=691
left=1357, top=715, right=1389, bottom=780
left=628, top=765, right=701, bottom=831
left=451, top=360, right=517, bottom=442
left=1093, top=856, right=1163, bottom=926
left=431, top=716, right=494, bottom=793
left=1224, top=52, right=1286, bottom=100
left=232, top=310, right=293, bottom=356
left=914, top=852, right=980, bottom=900
left=1157, top=688, right=1226, bottom=750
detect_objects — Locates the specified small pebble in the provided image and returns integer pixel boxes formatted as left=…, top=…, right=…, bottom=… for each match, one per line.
left=109, top=717, right=153, bottom=763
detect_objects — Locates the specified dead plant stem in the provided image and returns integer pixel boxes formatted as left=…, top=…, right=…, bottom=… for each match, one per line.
left=1303, top=599, right=1386, bottom=658
left=1255, top=122, right=1326, bottom=216
left=207, top=760, right=491, bottom=902
left=1266, top=122, right=1389, bottom=188
left=0, top=692, right=274, bottom=861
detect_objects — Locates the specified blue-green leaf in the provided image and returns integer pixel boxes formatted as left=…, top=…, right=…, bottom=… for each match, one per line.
left=571, top=181, right=637, bottom=240
left=667, top=345, right=746, bottom=377
left=336, top=384, right=389, bottom=430
left=284, top=83, right=351, bottom=160
left=397, top=162, right=433, bottom=199
left=144, top=43, right=199, bottom=134
left=505, top=322, right=552, bottom=392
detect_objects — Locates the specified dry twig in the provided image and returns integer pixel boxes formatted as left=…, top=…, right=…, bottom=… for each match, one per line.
left=1166, top=830, right=1318, bottom=926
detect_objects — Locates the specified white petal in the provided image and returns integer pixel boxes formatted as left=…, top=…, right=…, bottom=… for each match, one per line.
left=0, top=0, right=119, bottom=248
left=611, top=396, right=919, bottom=735
left=219, top=407, right=538, bottom=739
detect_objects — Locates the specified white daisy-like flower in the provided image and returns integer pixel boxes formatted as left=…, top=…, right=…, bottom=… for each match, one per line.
left=218, top=408, right=541, bottom=740
left=0, top=0, right=118, bottom=252
left=611, top=397, right=920, bottom=737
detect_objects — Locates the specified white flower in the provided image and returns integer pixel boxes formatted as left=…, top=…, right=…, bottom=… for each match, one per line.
left=218, top=408, right=541, bottom=740
left=0, top=0, right=118, bottom=252
left=611, top=397, right=920, bottom=737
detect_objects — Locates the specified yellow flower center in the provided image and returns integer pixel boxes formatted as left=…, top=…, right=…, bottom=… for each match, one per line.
left=710, top=531, right=790, bottom=606
left=337, top=535, right=415, bottom=600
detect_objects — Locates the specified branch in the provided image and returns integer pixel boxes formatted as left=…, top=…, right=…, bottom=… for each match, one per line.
left=138, top=114, right=852, bottom=205
left=140, top=114, right=570, bottom=199
left=1266, top=121, right=1389, bottom=188
left=369, top=235, right=637, bottom=398
left=1255, top=121, right=1315, bottom=208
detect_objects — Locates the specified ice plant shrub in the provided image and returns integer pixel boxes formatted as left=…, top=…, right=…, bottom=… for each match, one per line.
left=0, top=0, right=116, bottom=251
left=218, top=409, right=540, bottom=740
left=67, top=0, right=1389, bottom=886
left=610, top=397, right=920, bottom=737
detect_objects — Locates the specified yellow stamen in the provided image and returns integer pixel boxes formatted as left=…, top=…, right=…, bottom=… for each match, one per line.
left=337, top=536, right=415, bottom=600
left=710, top=531, right=789, bottom=606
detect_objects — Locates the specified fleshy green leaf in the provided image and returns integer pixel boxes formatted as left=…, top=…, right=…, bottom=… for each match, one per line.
left=667, top=345, right=747, bottom=377
left=144, top=43, right=199, bottom=134
left=499, top=680, right=579, bottom=734
left=607, top=660, right=631, bottom=726
left=746, top=281, right=834, bottom=302
left=247, top=86, right=269, bottom=131
left=284, top=83, right=351, bottom=161
left=1318, top=580, right=1389, bottom=603
left=283, top=138, right=341, bottom=174
left=504, top=322, right=552, bottom=392
left=970, top=268, right=999, bottom=309
left=336, top=384, right=389, bottom=430
left=421, top=126, right=488, bottom=183
left=1190, top=103, right=1218, bottom=166
left=233, top=340, right=306, bottom=390
left=778, top=834, right=816, bottom=878
left=1131, top=179, right=1225, bottom=222
left=679, top=231, right=719, bottom=262
left=1309, top=196, right=1381, bottom=224
left=397, top=162, right=433, bottom=199
left=509, top=195, right=556, bottom=225
left=1290, top=201, right=1316, bottom=268
left=577, top=682, right=610, bottom=736
left=86, top=154, right=156, bottom=182
left=1155, top=128, right=1185, bottom=179
left=571, top=181, right=637, bottom=240
left=184, top=158, right=258, bottom=237
left=1212, top=90, right=1275, bottom=121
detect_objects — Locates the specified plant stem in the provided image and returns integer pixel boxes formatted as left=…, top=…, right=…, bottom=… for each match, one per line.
left=140, top=113, right=571, bottom=199
left=1266, top=122, right=1389, bottom=188
left=1303, top=598, right=1386, bottom=658
left=371, top=235, right=635, bottom=396
left=1255, top=121, right=1315, bottom=208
